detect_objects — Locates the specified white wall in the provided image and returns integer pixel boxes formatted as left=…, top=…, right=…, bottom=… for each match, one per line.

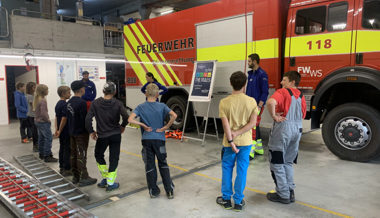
left=0, top=56, right=107, bottom=125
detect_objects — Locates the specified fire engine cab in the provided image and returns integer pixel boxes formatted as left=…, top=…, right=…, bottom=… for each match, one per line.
left=123, top=0, right=380, bottom=162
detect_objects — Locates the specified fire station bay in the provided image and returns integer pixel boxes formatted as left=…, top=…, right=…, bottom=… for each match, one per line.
left=1, top=0, right=380, bottom=217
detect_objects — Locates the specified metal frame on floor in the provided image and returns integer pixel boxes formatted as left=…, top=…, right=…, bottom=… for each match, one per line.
left=0, top=157, right=96, bottom=218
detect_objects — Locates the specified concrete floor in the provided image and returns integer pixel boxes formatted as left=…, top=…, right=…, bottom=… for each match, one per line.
left=0, top=121, right=379, bottom=218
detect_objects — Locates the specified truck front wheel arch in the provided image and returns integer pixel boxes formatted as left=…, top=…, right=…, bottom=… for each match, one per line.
left=322, top=103, right=380, bottom=162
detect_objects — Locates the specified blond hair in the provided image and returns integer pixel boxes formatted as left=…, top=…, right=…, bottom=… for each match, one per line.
left=33, top=84, right=49, bottom=110
left=57, top=86, right=70, bottom=97
left=146, top=83, right=159, bottom=97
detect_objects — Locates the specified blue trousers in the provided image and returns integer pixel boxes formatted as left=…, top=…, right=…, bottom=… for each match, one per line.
left=221, top=145, right=251, bottom=204
left=35, top=122, right=53, bottom=157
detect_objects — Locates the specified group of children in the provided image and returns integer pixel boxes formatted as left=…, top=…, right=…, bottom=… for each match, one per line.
left=14, top=79, right=177, bottom=196
left=13, top=69, right=305, bottom=209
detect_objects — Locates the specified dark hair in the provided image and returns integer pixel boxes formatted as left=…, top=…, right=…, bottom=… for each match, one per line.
left=230, top=71, right=247, bottom=91
left=146, top=72, right=157, bottom=82
left=248, top=53, right=260, bottom=64
left=26, top=82, right=36, bottom=95
left=16, top=82, right=25, bottom=90
left=57, top=86, right=70, bottom=97
left=283, top=71, right=301, bottom=86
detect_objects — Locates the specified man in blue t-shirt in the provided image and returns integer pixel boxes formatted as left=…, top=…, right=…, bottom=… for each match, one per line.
left=128, top=83, right=177, bottom=199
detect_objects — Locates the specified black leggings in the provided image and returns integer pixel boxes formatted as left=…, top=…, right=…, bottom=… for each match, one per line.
left=94, top=134, right=121, bottom=172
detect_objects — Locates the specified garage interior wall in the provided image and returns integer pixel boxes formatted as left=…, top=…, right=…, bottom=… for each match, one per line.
left=0, top=57, right=106, bottom=125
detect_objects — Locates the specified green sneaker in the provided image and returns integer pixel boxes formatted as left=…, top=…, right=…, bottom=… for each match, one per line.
left=249, top=151, right=255, bottom=160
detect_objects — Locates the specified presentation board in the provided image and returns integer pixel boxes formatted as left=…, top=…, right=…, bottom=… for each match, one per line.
left=188, top=60, right=217, bottom=102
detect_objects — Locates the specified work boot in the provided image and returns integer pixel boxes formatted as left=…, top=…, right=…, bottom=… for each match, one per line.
left=106, top=183, right=120, bottom=192
left=290, top=189, right=295, bottom=203
left=233, top=199, right=245, bottom=212
left=249, top=140, right=256, bottom=160
left=44, top=156, right=58, bottom=163
left=254, top=139, right=264, bottom=155
left=79, top=177, right=97, bottom=187
left=97, top=179, right=107, bottom=188
left=216, top=196, right=232, bottom=209
left=267, top=192, right=290, bottom=204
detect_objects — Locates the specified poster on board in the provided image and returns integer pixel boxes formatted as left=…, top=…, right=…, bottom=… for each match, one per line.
left=57, top=62, right=75, bottom=86
left=78, top=66, right=99, bottom=81
left=188, top=60, right=217, bottom=102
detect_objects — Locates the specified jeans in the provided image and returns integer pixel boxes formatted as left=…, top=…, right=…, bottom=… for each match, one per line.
left=70, top=133, right=90, bottom=180
left=35, top=122, right=53, bottom=157
left=59, top=132, right=71, bottom=170
left=19, top=118, right=29, bottom=140
left=141, top=140, right=174, bottom=195
left=27, top=116, right=38, bottom=145
left=221, top=145, right=251, bottom=204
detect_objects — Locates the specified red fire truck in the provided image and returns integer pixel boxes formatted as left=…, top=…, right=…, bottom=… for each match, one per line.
left=123, top=0, right=380, bottom=161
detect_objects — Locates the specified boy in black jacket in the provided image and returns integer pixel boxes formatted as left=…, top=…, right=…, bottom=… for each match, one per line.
left=86, top=82, right=129, bottom=192
left=67, top=80, right=97, bottom=187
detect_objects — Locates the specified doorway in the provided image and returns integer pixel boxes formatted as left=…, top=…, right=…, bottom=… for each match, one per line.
left=106, top=63, right=125, bottom=105
left=5, top=66, right=38, bottom=121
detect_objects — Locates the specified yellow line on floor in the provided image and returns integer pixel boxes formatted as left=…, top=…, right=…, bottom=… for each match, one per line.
left=120, top=149, right=352, bottom=218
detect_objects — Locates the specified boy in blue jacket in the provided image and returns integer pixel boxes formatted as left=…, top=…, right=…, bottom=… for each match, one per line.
left=14, top=82, right=29, bottom=143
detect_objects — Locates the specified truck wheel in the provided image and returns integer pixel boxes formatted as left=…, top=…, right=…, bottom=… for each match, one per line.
left=322, top=103, right=380, bottom=162
left=166, top=96, right=187, bottom=130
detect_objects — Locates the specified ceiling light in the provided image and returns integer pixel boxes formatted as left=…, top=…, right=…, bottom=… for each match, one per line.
left=160, top=9, right=174, bottom=15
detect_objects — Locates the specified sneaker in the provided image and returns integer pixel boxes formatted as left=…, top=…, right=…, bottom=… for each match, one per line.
left=44, top=156, right=58, bottom=163
left=21, top=139, right=29, bottom=143
left=106, top=183, right=119, bottom=192
left=60, top=170, right=72, bottom=177
left=166, top=190, right=174, bottom=199
left=233, top=200, right=245, bottom=212
left=79, top=177, right=97, bottom=187
left=216, top=196, right=232, bottom=209
left=150, top=189, right=160, bottom=198
left=28, top=138, right=33, bottom=142
left=33, top=145, right=39, bottom=152
left=290, top=189, right=295, bottom=203
left=72, top=177, right=80, bottom=184
left=39, top=154, right=44, bottom=160
left=97, top=179, right=107, bottom=188
left=267, top=192, right=291, bottom=204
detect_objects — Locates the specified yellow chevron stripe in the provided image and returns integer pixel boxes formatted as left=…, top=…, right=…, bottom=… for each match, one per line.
left=124, top=25, right=166, bottom=85
left=197, top=38, right=279, bottom=62
left=123, top=26, right=147, bottom=84
left=356, top=30, right=380, bottom=53
left=130, top=23, right=174, bottom=86
left=136, top=22, right=183, bottom=86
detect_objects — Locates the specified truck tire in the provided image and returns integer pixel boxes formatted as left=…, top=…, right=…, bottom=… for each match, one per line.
left=322, top=103, right=380, bottom=162
left=166, top=96, right=187, bottom=130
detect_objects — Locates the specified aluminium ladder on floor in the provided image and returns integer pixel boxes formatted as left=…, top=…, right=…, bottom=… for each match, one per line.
left=0, top=157, right=96, bottom=218
left=14, top=155, right=89, bottom=202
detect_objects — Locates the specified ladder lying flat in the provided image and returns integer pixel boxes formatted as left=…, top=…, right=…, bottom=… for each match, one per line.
left=0, top=157, right=96, bottom=218
left=14, top=155, right=89, bottom=202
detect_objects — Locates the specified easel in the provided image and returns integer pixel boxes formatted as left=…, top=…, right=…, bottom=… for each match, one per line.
left=181, top=100, right=219, bottom=145
left=181, top=60, right=218, bottom=145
